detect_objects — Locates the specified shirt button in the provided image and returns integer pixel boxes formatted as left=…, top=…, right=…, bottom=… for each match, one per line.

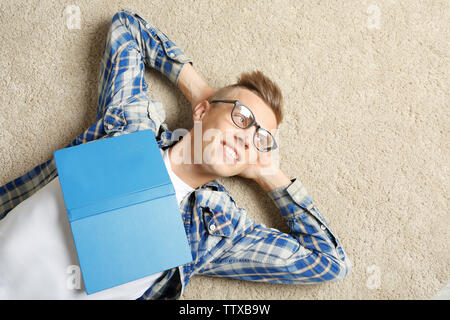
left=209, top=224, right=216, bottom=232
left=320, top=224, right=326, bottom=230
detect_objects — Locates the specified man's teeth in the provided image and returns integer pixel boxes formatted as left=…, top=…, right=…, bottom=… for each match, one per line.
left=223, top=144, right=238, bottom=160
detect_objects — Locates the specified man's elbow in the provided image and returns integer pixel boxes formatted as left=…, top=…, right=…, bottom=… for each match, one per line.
left=309, top=252, right=353, bottom=283
left=282, top=250, right=352, bottom=284
left=331, top=254, right=352, bottom=282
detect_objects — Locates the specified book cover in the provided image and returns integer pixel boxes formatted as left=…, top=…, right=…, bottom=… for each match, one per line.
left=53, top=129, right=192, bottom=294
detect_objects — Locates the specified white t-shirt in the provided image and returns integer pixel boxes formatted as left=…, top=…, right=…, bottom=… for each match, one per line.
left=0, top=148, right=194, bottom=300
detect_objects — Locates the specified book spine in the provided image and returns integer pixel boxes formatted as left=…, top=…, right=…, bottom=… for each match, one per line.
left=68, top=183, right=175, bottom=222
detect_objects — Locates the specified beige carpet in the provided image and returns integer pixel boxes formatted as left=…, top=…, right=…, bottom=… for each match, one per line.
left=0, top=0, right=448, bottom=300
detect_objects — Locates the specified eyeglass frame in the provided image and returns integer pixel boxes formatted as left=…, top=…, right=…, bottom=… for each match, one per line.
left=209, top=99, right=278, bottom=152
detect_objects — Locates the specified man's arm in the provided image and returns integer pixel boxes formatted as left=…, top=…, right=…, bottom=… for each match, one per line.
left=196, top=178, right=352, bottom=284
left=1, top=9, right=196, bottom=219
left=177, top=62, right=216, bottom=112
left=253, top=167, right=292, bottom=192
left=194, top=150, right=351, bottom=283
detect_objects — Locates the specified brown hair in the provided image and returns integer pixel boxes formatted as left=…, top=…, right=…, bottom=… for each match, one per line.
left=209, top=70, right=284, bottom=124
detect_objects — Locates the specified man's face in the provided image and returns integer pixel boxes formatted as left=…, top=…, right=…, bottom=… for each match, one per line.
left=194, top=88, right=278, bottom=177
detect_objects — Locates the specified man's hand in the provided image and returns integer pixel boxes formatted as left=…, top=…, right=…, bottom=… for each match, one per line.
left=177, top=63, right=291, bottom=192
left=177, top=63, right=216, bottom=110
left=238, top=150, right=292, bottom=192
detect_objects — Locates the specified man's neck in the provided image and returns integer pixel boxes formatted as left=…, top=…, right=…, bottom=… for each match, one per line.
left=168, top=132, right=218, bottom=189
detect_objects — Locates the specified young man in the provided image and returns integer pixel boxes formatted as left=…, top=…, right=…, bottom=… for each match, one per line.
left=0, top=9, right=351, bottom=299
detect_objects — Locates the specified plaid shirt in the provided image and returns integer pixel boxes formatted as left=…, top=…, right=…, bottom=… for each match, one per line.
left=0, top=9, right=351, bottom=300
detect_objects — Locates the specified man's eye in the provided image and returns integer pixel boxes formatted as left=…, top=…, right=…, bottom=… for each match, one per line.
left=234, top=115, right=247, bottom=126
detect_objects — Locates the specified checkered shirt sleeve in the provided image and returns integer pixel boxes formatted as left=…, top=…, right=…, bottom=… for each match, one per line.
left=0, top=9, right=192, bottom=220
left=194, top=178, right=352, bottom=283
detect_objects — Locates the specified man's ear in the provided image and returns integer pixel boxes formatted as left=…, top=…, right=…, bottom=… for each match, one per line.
left=192, top=100, right=211, bottom=121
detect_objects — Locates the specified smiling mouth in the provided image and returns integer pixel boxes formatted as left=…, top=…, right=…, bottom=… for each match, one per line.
left=221, top=140, right=240, bottom=163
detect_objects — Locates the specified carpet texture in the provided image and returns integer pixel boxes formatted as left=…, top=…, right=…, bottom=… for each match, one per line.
left=0, top=0, right=448, bottom=300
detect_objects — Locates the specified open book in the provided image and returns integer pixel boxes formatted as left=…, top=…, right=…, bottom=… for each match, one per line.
left=53, top=129, right=192, bottom=294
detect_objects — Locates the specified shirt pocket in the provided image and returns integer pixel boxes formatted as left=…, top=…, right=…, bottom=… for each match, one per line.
left=197, top=207, right=234, bottom=260
left=201, top=207, right=233, bottom=238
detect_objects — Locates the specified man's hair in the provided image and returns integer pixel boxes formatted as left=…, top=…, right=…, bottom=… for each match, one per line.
left=208, top=70, right=284, bottom=125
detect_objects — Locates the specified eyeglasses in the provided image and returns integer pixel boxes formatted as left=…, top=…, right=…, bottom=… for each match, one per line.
left=210, top=99, right=278, bottom=152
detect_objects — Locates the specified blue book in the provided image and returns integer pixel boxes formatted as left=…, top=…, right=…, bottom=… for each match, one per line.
left=53, top=129, right=193, bottom=295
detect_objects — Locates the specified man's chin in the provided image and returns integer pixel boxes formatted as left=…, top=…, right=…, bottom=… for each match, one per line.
left=208, top=162, right=243, bottom=178
left=202, top=151, right=246, bottom=177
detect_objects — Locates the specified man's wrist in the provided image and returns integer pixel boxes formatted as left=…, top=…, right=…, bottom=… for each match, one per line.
left=254, top=169, right=292, bottom=193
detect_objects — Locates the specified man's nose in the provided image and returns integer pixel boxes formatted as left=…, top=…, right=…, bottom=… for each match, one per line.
left=235, top=135, right=248, bottom=150
left=234, top=128, right=254, bottom=150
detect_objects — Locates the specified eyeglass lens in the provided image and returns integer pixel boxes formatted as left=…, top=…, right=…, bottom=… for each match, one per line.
left=232, top=104, right=274, bottom=151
